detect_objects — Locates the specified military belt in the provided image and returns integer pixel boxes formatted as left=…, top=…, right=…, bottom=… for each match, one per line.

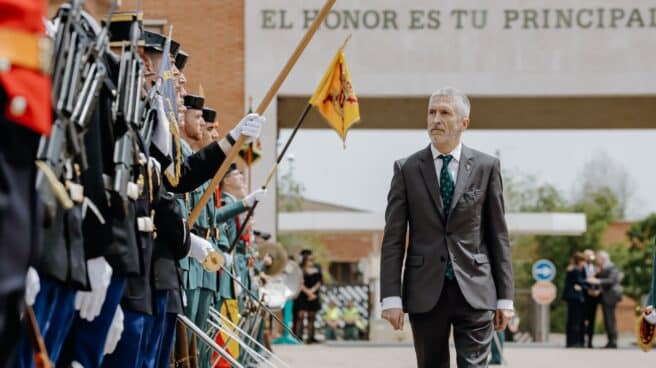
left=0, top=28, right=52, bottom=74
left=103, top=174, right=140, bottom=200
left=137, top=216, right=154, bottom=232
left=193, top=226, right=211, bottom=240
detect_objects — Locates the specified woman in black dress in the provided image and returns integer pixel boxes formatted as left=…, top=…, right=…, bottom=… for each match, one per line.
left=294, top=252, right=323, bottom=343
left=563, top=252, right=588, bottom=348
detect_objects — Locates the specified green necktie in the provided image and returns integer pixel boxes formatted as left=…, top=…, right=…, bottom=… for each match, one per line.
left=439, top=154, right=455, bottom=280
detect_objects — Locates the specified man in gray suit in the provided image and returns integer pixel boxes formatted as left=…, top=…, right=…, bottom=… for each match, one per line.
left=588, top=250, right=622, bottom=349
left=380, top=87, right=514, bottom=367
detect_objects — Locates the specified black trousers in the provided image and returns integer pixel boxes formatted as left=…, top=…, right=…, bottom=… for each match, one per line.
left=601, top=303, right=618, bottom=346
left=0, top=290, right=23, bottom=367
left=566, top=301, right=585, bottom=347
left=409, top=279, right=494, bottom=368
left=0, top=120, right=41, bottom=292
left=583, top=296, right=599, bottom=345
left=0, top=118, right=41, bottom=367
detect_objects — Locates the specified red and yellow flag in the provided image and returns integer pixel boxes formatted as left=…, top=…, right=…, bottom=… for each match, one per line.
left=309, top=47, right=360, bottom=144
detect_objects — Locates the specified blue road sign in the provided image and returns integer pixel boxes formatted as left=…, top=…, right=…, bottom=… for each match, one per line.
left=532, top=259, right=556, bottom=282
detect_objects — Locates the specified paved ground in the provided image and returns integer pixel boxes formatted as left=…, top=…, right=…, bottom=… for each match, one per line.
left=272, top=342, right=656, bottom=368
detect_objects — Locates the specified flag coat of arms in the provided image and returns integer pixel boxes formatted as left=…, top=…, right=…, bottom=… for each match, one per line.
left=309, top=49, right=360, bottom=144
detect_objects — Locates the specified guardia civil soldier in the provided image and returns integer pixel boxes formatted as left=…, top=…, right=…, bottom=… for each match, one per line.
left=157, top=47, right=190, bottom=368
left=206, top=114, right=267, bottom=366
left=0, top=1, right=51, bottom=365
left=58, top=10, right=145, bottom=367
left=139, top=37, right=191, bottom=368
left=219, top=165, right=258, bottom=313
left=179, top=94, right=209, bottom=328
left=177, top=96, right=215, bottom=366
left=18, top=2, right=123, bottom=366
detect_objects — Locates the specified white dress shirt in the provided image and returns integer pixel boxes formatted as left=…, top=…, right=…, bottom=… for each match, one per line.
left=382, top=141, right=514, bottom=312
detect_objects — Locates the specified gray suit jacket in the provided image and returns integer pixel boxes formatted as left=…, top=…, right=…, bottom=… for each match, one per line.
left=597, top=263, right=622, bottom=305
left=380, top=144, right=514, bottom=313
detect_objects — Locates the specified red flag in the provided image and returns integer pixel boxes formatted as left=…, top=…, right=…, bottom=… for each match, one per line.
left=212, top=332, right=233, bottom=368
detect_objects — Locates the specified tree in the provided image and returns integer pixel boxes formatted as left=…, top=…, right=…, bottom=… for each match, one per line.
left=619, top=213, right=656, bottom=303
left=534, top=187, right=619, bottom=331
left=277, top=157, right=305, bottom=212
left=576, top=150, right=635, bottom=219
left=502, top=170, right=623, bottom=332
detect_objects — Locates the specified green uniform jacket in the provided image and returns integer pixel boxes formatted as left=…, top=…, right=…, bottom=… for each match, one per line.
left=201, top=181, right=251, bottom=293
left=178, top=140, right=207, bottom=291
left=218, top=192, right=251, bottom=301
left=212, top=198, right=247, bottom=302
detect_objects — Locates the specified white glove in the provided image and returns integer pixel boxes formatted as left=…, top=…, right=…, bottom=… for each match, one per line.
left=75, top=257, right=113, bottom=322
left=230, top=113, right=264, bottom=143
left=645, top=307, right=656, bottom=325
left=103, top=306, right=124, bottom=355
left=243, top=189, right=267, bottom=207
left=223, top=252, right=233, bottom=268
left=24, top=267, right=40, bottom=306
left=190, top=233, right=213, bottom=263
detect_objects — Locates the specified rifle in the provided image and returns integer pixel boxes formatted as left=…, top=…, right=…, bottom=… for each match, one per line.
left=36, top=0, right=115, bottom=218
left=110, top=13, right=144, bottom=217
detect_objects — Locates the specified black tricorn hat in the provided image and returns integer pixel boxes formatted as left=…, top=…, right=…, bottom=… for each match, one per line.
left=143, top=30, right=180, bottom=57
left=183, top=95, right=204, bottom=110
left=202, top=108, right=216, bottom=123
left=175, top=50, right=189, bottom=71
left=253, top=230, right=272, bottom=241
left=109, top=12, right=144, bottom=47
left=143, top=30, right=165, bottom=51
left=170, top=39, right=180, bottom=57
left=224, top=163, right=238, bottom=177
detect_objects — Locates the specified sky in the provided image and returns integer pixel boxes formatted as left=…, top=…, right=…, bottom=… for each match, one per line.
left=278, top=128, right=656, bottom=221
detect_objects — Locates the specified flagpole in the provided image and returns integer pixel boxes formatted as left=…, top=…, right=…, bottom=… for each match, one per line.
left=228, top=103, right=312, bottom=254
left=187, top=0, right=337, bottom=226
left=218, top=264, right=302, bottom=342
left=247, top=97, right=254, bottom=193
left=247, top=146, right=252, bottom=192
left=228, top=33, right=356, bottom=251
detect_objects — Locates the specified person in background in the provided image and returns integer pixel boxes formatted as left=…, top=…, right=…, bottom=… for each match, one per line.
left=583, top=249, right=600, bottom=348
left=294, top=251, right=323, bottom=343
left=588, top=250, right=622, bottom=349
left=563, top=252, right=588, bottom=348
left=322, top=300, right=341, bottom=341
left=342, top=300, right=361, bottom=341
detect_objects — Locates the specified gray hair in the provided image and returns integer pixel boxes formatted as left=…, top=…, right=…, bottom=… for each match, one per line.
left=597, top=250, right=610, bottom=262
left=429, top=87, right=471, bottom=118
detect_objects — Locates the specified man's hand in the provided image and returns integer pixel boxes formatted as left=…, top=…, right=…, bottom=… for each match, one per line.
left=587, top=277, right=600, bottom=285
left=382, top=308, right=404, bottom=331
left=494, top=309, right=513, bottom=331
